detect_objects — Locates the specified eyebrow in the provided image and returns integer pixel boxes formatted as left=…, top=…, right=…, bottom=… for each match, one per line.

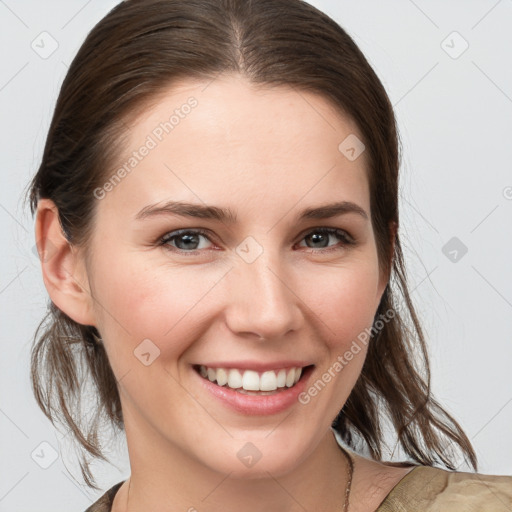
left=134, top=200, right=369, bottom=223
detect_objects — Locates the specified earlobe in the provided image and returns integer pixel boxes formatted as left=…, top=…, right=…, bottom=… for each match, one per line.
left=34, top=198, right=96, bottom=326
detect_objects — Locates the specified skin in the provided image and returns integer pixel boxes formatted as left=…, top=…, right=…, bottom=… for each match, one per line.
left=36, top=73, right=413, bottom=512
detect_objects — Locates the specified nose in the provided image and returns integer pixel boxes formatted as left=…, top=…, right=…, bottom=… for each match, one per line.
left=224, top=249, right=304, bottom=341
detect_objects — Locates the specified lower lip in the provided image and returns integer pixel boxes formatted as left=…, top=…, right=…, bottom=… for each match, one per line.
left=192, top=365, right=314, bottom=416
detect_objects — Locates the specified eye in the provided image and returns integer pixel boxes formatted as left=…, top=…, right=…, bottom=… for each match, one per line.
left=158, top=227, right=355, bottom=255
left=296, top=227, right=355, bottom=252
left=159, top=229, right=214, bottom=254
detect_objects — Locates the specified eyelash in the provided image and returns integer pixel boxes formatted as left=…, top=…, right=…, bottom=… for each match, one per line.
left=158, top=227, right=355, bottom=256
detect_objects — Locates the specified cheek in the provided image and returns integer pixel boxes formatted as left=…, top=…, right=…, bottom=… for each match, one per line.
left=305, top=260, right=381, bottom=349
left=90, top=250, right=228, bottom=373
left=293, top=262, right=380, bottom=419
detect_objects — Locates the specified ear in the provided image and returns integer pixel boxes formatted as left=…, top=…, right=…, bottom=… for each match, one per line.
left=34, top=198, right=96, bottom=326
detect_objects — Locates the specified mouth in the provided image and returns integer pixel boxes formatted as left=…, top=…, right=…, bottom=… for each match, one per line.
left=192, top=364, right=315, bottom=396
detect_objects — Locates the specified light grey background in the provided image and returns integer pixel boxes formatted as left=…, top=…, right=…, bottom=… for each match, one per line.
left=1, top=0, right=511, bottom=510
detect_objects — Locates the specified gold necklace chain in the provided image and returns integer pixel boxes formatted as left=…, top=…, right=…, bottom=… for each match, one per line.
left=338, top=444, right=354, bottom=512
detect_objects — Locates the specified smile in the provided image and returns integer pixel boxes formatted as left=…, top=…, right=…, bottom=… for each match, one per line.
left=193, top=364, right=313, bottom=395
left=191, top=362, right=315, bottom=414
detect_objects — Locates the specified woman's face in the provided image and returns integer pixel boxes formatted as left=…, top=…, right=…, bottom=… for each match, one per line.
left=82, top=73, right=388, bottom=477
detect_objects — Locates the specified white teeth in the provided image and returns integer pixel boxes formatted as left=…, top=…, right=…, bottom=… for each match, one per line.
left=285, top=368, right=296, bottom=387
left=227, top=368, right=243, bottom=389
left=260, top=370, right=278, bottom=391
left=276, top=369, right=287, bottom=387
left=197, top=365, right=306, bottom=392
left=216, top=368, right=228, bottom=386
left=242, top=370, right=260, bottom=391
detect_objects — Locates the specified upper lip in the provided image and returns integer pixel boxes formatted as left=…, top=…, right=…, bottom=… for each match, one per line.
left=194, top=361, right=314, bottom=371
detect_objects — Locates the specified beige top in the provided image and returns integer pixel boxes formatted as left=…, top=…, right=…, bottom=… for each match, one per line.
left=375, top=465, right=512, bottom=511
left=85, top=466, right=512, bottom=511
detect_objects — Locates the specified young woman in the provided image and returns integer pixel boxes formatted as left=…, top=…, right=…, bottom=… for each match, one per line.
left=27, top=1, right=512, bottom=511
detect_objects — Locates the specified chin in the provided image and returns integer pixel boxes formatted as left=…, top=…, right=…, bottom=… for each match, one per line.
left=197, top=435, right=311, bottom=480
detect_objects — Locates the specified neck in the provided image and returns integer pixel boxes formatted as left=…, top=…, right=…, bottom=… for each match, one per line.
left=116, top=412, right=351, bottom=512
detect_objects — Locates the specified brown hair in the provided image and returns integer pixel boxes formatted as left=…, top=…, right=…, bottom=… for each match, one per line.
left=25, top=0, right=478, bottom=489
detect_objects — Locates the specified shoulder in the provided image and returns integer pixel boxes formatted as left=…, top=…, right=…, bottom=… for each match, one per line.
left=84, top=481, right=124, bottom=512
left=377, top=465, right=512, bottom=511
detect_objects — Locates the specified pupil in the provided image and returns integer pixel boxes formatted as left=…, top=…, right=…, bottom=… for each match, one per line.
left=309, top=233, right=327, bottom=248
left=178, top=233, right=198, bottom=250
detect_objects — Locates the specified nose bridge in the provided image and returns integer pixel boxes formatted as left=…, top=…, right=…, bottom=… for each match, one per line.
left=225, top=239, right=302, bottom=339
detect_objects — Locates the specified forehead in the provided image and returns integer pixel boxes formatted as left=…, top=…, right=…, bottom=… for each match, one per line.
left=100, top=74, right=370, bottom=221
